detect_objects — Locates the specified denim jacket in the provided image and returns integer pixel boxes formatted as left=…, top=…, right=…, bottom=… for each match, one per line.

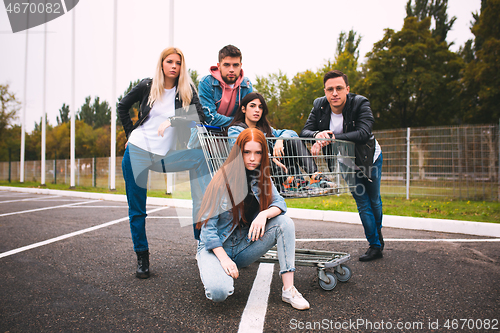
left=200, top=178, right=287, bottom=251
left=227, top=123, right=298, bottom=149
left=198, top=74, right=253, bottom=127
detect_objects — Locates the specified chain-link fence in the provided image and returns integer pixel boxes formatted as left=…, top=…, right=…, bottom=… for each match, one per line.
left=1, top=124, right=499, bottom=201
left=375, top=124, right=499, bottom=201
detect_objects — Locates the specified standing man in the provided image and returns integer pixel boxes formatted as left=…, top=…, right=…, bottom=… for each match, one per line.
left=301, top=70, right=384, bottom=262
left=198, top=45, right=253, bottom=127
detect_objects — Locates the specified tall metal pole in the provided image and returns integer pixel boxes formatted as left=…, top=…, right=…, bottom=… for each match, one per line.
left=110, top=0, right=117, bottom=190
left=166, top=0, right=175, bottom=193
left=70, top=5, right=76, bottom=188
left=41, top=19, right=47, bottom=185
left=406, top=127, right=411, bottom=200
left=20, top=30, right=29, bottom=183
left=169, top=0, right=174, bottom=46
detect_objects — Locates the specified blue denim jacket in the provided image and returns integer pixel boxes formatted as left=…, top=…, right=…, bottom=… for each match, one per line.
left=198, top=74, right=253, bottom=127
left=227, top=124, right=298, bottom=149
left=200, top=178, right=287, bottom=251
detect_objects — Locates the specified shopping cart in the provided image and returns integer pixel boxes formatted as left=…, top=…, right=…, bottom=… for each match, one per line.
left=259, top=247, right=352, bottom=290
left=197, top=125, right=354, bottom=290
left=197, top=125, right=356, bottom=197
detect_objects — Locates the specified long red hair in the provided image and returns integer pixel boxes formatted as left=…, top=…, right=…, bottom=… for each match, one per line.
left=196, top=128, right=273, bottom=228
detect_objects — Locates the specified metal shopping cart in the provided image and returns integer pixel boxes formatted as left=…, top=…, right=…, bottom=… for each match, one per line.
left=197, top=125, right=355, bottom=290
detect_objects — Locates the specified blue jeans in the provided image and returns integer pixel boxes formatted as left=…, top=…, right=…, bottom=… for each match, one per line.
left=351, top=153, right=383, bottom=248
left=196, top=214, right=295, bottom=302
left=122, top=144, right=211, bottom=251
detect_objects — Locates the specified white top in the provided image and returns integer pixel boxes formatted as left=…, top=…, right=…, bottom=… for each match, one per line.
left=329, top=111, right=381, bottom=163
left=128, top=87, right=177, bottom=156
left=329, top=112, right=344, bottom=135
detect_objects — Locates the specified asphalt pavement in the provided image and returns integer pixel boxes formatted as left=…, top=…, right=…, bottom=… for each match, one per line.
left=0, top=189, right=499, bottom=333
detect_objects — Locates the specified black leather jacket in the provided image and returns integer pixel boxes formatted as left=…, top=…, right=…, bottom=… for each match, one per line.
left=301, top=93, right=376, bottom=174
left=117, top=78, right=205, bottom=147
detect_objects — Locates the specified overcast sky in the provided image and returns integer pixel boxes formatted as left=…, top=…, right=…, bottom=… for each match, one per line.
left=0, top=0, right=481, bottom=132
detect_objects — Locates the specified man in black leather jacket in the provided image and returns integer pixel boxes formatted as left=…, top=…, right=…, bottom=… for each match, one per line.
left=300, top=70, right=384, bottom=262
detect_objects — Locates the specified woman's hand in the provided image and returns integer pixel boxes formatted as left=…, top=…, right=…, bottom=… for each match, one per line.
left=157, top=119, right=171, bottom=137
left=125, top=140, right=128, bottom=149
left=272, top=158, right=288, bottom=174
left=248, top=211, right=268, bottom=241
left=220, top=257, right=239, bottom=279
left=273, top=139, right=284, bottom=158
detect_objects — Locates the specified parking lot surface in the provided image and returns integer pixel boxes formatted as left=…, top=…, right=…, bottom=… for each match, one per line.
left=0, top=190, right=499, bottom=332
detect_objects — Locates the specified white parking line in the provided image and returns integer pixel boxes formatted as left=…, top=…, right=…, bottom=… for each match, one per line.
left=146, top=216, right=191, bottom=219
left=238, top=263, right=275, bottom=333
left=0, top=200, right=101, bottom=217
left=0, top=195, right=62, bottom=204
left=0, top=206, right=169, bottom=259
left=296, top=238, right=500, bottom=242
left=65, top=206, right=128, bottom=208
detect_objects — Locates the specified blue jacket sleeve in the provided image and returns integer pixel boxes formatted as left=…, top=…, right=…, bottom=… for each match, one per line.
left=269, top=183, right=287, bottom=214
left=200, top=215, right=224, bottom=251
left=198, top=76, right=234, bottom=127
left=227, top=125, right=244, bottom=150
left=271, top=127, right=298, bottom=138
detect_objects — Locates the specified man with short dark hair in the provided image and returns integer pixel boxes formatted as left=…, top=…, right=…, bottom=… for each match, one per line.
left=198, top=45, right=253, bottom=128
left=301, top=70, right=384, bottom=262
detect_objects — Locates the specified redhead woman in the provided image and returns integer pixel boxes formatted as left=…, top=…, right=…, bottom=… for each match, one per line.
left=196, top=128, right=310, bottom=310
left=118, top=47, right=210, bottom=279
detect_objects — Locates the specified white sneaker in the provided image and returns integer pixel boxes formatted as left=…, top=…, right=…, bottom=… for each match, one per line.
left=282, top=286, right=310, bottom=310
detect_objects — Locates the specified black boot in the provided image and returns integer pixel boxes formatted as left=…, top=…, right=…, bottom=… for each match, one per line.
left=378, top=229, right=384, bottom=252
left=359, top=246, right=383, bottom=262
left=136, top=250, right=150, bottom=279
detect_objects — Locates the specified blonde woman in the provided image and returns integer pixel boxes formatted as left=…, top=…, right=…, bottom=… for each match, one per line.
left=118, top=47, right=210, bottom=279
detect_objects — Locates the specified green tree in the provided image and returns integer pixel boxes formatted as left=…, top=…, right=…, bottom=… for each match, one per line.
left=56, top=103, right=70, bottom=125
left=0, top=83, right=20, bottom=140
left=356, top=17, right=463, bottom=129
left=189, top=69, right=200, bottom=88
left=460, top=0, right=500, bottom=124
left=254, top=70, right=290, bottom=130
left=254, top=30, right=363, bottom=134
left=47, top=122, right=69, bottom=159
left=406, top=0, right=457, bottom=42
left=78, top=96, right=111, bottom=129
left=332, top=29, right=363, bottom=89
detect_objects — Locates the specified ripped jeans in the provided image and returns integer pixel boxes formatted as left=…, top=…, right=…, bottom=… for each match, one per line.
left=196, top=214, right=295, bottom=302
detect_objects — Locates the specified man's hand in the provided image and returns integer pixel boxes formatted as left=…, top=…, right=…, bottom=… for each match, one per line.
left=311, top=130, right=334, bottom=155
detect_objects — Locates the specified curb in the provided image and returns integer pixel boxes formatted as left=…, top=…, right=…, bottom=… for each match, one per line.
left=1, top=186, right=499, bottom=238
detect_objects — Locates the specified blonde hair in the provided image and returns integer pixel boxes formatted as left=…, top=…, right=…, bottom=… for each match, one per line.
left=148, top=47, right=194, bottom=108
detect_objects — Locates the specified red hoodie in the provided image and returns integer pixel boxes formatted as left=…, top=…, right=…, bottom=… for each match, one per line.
left=210, top=66, right=245, bottom=116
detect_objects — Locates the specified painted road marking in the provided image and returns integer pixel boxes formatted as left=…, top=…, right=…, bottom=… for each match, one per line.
left=238, top=263, right=275, bottom=333
left=0, top=206, right=169, bottom=259
left=0, top=195, right=62, bottom=204
left=296, top=238, right=500, bottom=242
left=146, top=216, right=191, bottom=219
left=0, top=200, right=101, bottom=217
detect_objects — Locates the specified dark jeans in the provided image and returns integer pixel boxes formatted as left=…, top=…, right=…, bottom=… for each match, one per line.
left=122, top=144, right=211, bottom=251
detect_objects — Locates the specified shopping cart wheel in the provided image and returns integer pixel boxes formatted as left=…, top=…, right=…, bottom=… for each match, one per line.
left=334, top=264, right=352, bottom=283
left=318, top=271, right=337, bottom=291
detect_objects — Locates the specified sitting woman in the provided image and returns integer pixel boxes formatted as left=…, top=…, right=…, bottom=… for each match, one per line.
left=196, top=128, right=310, bottom=310
left=228, top=92, right=327, bottom=192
